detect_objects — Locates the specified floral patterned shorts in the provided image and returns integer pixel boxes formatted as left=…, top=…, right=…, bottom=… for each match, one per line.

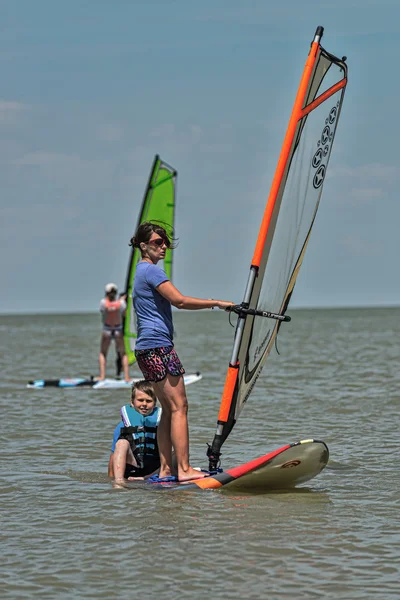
left=135, top=346, right=185, bottom=383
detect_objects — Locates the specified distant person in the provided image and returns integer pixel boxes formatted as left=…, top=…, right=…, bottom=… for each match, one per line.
left=108, top=380, right=162, bottom=484
left=130, top=221, right=234, bottom=482
left=99, top=283, right=130, bottom=382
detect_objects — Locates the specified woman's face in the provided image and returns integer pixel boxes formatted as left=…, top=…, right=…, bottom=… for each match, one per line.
left=142, top=232, right=168, bottom=263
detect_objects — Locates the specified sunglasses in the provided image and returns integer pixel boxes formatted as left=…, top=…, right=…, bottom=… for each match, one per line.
left=147, top=237, right=168, bottom=248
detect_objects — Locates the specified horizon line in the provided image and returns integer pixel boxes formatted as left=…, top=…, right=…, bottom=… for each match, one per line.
left=1, top=303, right=400, bottom=318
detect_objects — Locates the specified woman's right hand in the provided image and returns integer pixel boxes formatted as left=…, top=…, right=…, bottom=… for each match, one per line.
left=216, top=300, right=235, bottom=310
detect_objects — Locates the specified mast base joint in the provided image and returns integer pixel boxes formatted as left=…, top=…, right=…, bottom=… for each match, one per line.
left=207, top=444, right=222, bottom=471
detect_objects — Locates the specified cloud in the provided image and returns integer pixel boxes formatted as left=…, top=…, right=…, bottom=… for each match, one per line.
left=350, top=187, right=384, bottom=202
left=341, top=234, right=379, bottom=257
left=0, top=100, right=25, bottom=110
left=0, top=139, right=23, bottom=159
left=327, top=163, right=399, bottom=206
left=7, top=150, right=117, bottom=196
left=150, top=123, right=176, bottom=137
left=332, top=163, right=399, bottom=181
left=146, top=121, right=241, bottom=156
left=96, top=123, right=125, bottom=142
left=13, top=151, right=81, bottom=167
left=190, top=1, right=400, bottom=34
left=0, top=100, right=29, bottom=125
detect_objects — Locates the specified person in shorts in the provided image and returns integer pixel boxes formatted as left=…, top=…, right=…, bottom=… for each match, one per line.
left=129, top=221, right=233, bottom=482
left=99, top=283, right=130, bottom=382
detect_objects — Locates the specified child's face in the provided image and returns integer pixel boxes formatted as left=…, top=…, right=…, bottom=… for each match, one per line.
left=131, top=390, right=156, bottom=416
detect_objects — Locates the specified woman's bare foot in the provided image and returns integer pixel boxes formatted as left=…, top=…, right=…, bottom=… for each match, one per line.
left=178, top=467, right=209, bottom=482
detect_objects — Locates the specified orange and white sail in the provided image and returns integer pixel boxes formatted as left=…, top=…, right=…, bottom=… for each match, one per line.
left=208, top=26, right=348, bottom=468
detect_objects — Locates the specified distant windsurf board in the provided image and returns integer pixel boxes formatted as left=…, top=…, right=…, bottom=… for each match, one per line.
left=27, top=372, right=202, bottom=389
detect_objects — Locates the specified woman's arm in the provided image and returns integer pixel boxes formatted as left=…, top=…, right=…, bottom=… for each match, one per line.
left=157, top=280, right=233, bottom=311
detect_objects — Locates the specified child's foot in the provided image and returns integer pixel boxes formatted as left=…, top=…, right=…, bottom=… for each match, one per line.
left=112, top=478, right=128, bottom=488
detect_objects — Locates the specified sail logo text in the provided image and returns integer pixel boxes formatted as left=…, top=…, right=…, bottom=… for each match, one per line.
left=281, top=460, right=301, bottom=469
left=253, top=329, right=271, bottom=361
left=311, top=103, right=339, bottom=189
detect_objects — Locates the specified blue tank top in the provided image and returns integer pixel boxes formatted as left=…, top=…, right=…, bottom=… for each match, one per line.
left=133, top=262, right=174, bottom=349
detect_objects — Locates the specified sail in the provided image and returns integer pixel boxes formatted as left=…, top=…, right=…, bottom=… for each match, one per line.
left=208, top=26, right=348, bottom=467
left=123, top=155, right=177, bottom=364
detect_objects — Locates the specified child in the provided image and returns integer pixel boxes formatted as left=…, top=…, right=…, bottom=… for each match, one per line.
left=108, top=380, right=161, bottom=483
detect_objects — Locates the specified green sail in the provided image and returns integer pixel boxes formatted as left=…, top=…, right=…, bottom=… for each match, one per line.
left=123, top=155, right=177, bottom=365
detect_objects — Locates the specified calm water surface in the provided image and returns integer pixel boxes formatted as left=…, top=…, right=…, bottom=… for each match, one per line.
left=1, top=308, right=399, bottom=599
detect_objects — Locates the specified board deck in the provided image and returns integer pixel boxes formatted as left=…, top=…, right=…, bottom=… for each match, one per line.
left=27, top=372, right=202, bottom=389
left=120, top=439, right=329, bottom=493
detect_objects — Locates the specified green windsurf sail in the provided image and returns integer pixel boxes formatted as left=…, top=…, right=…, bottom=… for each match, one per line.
left=123, top=155, right=177, bottom=365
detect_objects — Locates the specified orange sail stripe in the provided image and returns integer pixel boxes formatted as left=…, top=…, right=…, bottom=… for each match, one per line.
left=300, top=78, right=347, bottom=118
left=218, top=365, right=239, bottom=423
left=252, top=40, right=321, bottom=267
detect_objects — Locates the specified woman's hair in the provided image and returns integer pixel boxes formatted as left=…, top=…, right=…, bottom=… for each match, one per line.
left=129, top=221, right=177, bottom=251
left=131, top=379, right=157, bottom=404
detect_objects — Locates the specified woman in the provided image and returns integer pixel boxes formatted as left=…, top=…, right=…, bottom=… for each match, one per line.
left=99, top=283, right=130, bottom=382
left=130, top=221, right=233, bottom=482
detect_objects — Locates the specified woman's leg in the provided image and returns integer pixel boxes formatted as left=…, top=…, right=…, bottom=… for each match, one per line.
left=153, top=374, right=207, bottom=482
left=99, top=331, right=111, bottom=380
left=154, top=401, right=174, bottom=478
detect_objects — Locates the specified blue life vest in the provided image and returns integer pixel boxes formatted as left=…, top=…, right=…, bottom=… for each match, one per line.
left=120, top=405, right=161, bottom=463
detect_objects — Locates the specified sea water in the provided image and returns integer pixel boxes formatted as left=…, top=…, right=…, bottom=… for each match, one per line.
left=1, top=308, right=399, bottom=599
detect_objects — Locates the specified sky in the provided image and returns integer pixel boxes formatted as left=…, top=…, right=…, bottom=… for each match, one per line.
left=1, top=0, right=400, bottom=314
